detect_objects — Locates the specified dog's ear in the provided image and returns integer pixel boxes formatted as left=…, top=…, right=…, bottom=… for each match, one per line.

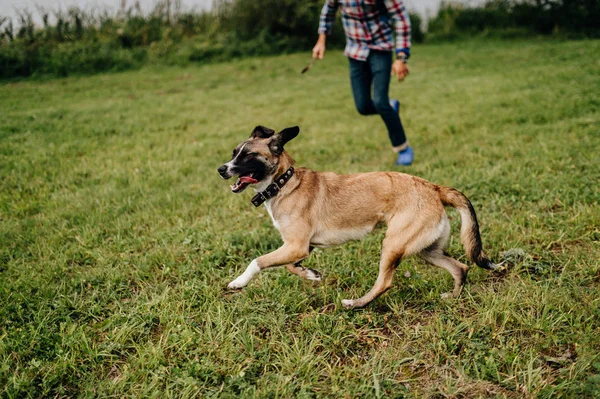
left=269, top=126, right=300, bottom=155
left=250, top=125, right=275, bottom=139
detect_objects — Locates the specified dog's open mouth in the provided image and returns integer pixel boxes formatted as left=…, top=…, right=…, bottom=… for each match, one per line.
left=231, top=174, right=258, bottom=193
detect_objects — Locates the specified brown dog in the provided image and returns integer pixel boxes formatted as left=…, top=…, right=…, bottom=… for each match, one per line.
left=218, top=126, right=497, bottom=308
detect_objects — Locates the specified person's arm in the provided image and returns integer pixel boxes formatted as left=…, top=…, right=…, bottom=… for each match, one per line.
left=313, top=0, right=339, bottom=59
left=384, top=0, right=411, bottom=81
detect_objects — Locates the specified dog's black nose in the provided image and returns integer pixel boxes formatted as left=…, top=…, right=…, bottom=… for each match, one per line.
left=217, top=165, right=228, bottom=177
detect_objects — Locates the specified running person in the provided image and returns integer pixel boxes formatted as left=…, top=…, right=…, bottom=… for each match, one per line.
left=313, top=0, right=414, bottom=165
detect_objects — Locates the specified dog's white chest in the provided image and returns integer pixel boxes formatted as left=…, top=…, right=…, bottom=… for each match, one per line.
left=264, top=202, right=281, bottom=231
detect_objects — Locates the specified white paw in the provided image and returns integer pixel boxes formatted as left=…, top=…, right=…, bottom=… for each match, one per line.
left=305, top=269, right=322, bottom=281
left=227, top=279, right=247, bottom=290
left=440, top=292, right=454, bottom=300
left=227, top=260, right=260, bottom=290
left=341, top=299, right=355, bottom=308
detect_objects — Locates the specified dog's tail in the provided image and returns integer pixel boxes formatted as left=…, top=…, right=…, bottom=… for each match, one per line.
left=438, top=187, right=496, bottom=270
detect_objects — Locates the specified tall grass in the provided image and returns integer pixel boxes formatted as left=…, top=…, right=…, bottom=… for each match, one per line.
left=0, top=0, right=420, bottom=79
left=1, top=0, right=598, bottom=79
left=0, top=1, right=222, bottom=78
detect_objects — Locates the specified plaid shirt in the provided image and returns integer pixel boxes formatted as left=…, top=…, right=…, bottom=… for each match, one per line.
left=318, top=0, right=411, bottom=61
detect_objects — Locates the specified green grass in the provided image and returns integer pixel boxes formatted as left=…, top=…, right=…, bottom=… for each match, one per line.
left=1, top=38, right=599, bottom=398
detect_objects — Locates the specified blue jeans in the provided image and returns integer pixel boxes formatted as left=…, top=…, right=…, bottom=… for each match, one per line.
left=349, top=50, right=407, bottom=147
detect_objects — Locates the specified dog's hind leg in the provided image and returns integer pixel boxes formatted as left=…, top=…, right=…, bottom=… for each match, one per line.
left=416, top=216, right=468, bottom=299
left=420, top=244, right=468, bottom=299
left=341, top=236, right=403, bottom=309
left=341, top=212, right=438, bottom=309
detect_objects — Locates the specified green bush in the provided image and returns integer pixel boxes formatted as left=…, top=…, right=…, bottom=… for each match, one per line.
left=214, top=0, right=347, bottom=51
left=454, top=7, right=512, bottom=31
left=428, top=0, right=600, bottom=39
left=409, top=12, right=425, bottom=44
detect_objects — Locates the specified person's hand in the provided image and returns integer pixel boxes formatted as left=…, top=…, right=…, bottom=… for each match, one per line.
left=312, top=38, right=326, bottom=59
left=391, top=60, right=409, bottom=82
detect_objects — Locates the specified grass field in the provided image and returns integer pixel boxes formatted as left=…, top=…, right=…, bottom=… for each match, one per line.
left=1, top=38, right=599, bottom=398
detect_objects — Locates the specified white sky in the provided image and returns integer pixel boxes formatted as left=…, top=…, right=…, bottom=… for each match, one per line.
left=0, top=0, right=212, bottom=22
left=0, top=0, right=482, bottom=26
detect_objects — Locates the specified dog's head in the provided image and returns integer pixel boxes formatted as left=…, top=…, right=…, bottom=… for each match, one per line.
left=217, top=125, right=299, bottom=193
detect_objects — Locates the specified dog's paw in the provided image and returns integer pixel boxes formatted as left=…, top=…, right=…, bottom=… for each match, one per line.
left=227, top=279, right=247, bottom=290
left=341, top=299, right=355, bottom=309
left=305, top=268, right=322, bottom=281
left=440, top=292, right=455, bottom=300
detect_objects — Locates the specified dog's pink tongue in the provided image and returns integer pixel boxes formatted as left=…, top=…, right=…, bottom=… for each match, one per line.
left=239, top=176, right=258, bottom=184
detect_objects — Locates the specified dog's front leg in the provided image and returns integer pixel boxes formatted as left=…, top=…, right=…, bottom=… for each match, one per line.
left=228, top=242, right=310, bottom=289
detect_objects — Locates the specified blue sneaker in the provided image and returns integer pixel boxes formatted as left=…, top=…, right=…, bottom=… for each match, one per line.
left=395, top=146, right=414, bottom=166
left=390, top=99, right=400, bottom=114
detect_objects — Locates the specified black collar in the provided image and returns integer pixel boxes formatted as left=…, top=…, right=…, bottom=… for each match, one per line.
left=251, top=167, right=295, bottom=207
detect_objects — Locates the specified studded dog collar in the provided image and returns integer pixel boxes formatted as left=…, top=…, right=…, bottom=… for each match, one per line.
left=251, top=167, right=295, bottom=207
